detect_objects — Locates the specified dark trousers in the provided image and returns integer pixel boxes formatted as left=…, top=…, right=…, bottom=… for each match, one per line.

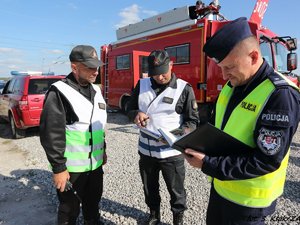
left=57, top=166, right=104, bottom=225
left=206, top=184, right=276, bottom=225
left=139, top=154, right=187, bottom=214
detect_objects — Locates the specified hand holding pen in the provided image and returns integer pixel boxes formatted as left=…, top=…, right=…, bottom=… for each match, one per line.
left=134, top=112, right=149, bottom=128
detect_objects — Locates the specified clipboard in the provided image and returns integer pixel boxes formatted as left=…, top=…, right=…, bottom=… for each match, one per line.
left=158, top=123, right=253, bottom=156
left=135, top=125, right=184, bottom=142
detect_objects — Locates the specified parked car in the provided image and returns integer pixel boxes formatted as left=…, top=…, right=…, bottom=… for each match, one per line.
left=0, top=72, right=65, bottom=138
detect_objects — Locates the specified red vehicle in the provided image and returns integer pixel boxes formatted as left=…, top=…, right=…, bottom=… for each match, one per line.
left=0, top=72, right=65, bottom=138
left=100, top=0, right=298, bottom=120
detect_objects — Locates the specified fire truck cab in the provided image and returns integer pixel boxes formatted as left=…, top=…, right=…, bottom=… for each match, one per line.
left=100, top=0, right=298, bottom=121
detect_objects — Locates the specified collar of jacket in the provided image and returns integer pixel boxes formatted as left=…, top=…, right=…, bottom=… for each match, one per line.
left=65, top=73, right=95, bottom=93
left=150, top=72, right=178, bottom=90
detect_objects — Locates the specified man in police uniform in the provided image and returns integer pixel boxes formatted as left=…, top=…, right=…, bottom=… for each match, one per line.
left=127, top=50, right=199, bottom=225
left=184, top=17, right=300, bottom=225
left=40, top=45, right=107, bottom=225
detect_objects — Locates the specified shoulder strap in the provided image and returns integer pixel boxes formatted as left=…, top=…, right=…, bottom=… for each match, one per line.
left=267, top=71, right=299, bottom=91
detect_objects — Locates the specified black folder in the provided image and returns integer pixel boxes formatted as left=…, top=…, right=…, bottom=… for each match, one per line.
left=158, top=123, right=253, bottom=156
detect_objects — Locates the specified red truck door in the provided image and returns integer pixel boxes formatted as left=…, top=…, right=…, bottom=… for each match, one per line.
left=132, top=50, right=151, bottom=87
left=119, top=50, right=150, bottom=112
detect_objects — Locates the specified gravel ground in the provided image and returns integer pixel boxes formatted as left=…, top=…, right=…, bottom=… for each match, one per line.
left=2, top=112, right=300, bottom=225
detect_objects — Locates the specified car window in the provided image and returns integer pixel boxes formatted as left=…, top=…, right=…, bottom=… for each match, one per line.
left=12, top=78, right=25, bottom=95
left=0, top=83, right=6, bottom=89
left=1, top=80, right=10, bottom=94
left=7, top=79, right=16, bottom=94
left=28, top=78, right=61, bottom=94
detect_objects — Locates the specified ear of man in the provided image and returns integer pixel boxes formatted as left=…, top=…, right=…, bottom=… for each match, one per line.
left=249, top=50, right=259, bottom=65
left=71, top=62, right=79, bottom=74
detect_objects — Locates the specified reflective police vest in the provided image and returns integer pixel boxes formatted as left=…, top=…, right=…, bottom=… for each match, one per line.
left=53, top=81, right=107, bottom=172
left=214, top=73, right=298, bottom=208
left=138, top=77, right=187, bottom=158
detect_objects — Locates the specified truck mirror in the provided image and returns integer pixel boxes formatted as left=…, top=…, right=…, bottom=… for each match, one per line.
left=287, top=52, right=297, bottom=71
left=286, top=38, right=297, bottom=51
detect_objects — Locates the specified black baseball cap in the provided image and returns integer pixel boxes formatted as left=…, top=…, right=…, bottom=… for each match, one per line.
left=148, top=50, right=170, bottom=76
left=203, top=17, right=253, bottom=63
left=69, top=45, right=101, bottom=68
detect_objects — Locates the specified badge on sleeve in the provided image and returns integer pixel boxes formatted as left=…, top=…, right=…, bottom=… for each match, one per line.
left=98, top=103, right=106, bottom=110
left=192, top=99, right=198, bottom=110
left=257, top=128, right=282, bottom=155
left=260, top=112, right=290, bottom=127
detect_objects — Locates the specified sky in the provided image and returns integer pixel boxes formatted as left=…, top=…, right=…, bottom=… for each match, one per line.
left=0, top=0, right=300, bottom=77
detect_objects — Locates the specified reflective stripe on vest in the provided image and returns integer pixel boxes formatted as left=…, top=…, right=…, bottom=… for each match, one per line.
left=53, top=81, right=106, bottom=172
left=138, top=78, right=186, bottom=158
left=214, top=77, right=290, bottom=207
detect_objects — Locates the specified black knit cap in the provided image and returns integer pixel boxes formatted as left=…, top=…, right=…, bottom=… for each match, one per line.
left=203, top=17, right=253, bottom=63
left=148, top=50, right=170, bottom=76
left=69, top=45, right=101, bottom=68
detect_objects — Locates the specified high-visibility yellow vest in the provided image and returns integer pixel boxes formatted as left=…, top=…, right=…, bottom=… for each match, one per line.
left=53, top=81, right=107, bottom=173
left=213, top=73, right=297, bottom=208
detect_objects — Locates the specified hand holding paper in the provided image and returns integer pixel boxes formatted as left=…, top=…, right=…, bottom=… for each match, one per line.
left=184, top=148, right=205, bottom=168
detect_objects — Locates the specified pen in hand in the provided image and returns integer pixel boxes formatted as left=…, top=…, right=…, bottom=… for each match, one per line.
left=141, top=117, right=149, bottom=127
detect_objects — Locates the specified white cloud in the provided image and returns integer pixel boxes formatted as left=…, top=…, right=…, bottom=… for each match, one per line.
left=0, top=47, right=22, bottom=56
left=115, top=5, right=159, bottom=29
left=45, top=49, right=65, bottom=55
left=0, top=58, right=26, bottom=76
left=0, top=48, right=70, bottom=77
left=115, top=4, right=141, bottom=29
left=0, top=58, right=24, bottom=65
left=8, top=65, right=17, bottom=69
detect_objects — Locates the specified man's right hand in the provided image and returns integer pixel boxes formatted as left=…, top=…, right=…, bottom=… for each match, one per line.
left=53, top=170, right=70, bottom=192
left=184, top=148, right=206, bottom=169
left=134, top=112, right=149, bottom=128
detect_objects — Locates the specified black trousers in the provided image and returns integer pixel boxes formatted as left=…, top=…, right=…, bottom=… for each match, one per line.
left=206, top=184, right=276, bottom=225
left=57, top=166, right=104, bottom=225
left=139, top=154, right=187, bottom=214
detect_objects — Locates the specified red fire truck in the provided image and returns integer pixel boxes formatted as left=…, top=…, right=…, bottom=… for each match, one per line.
left=100, top=0, right=298, bottom=120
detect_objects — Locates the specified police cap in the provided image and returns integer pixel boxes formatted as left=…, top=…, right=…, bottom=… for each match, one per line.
left=148, top=50, right=170, bottom=76
left=203, top=17, right=253, bottom=63
left=69, top=45, right=101, bottom=69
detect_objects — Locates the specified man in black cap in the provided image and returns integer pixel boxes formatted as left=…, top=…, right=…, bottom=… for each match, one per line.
left=127, top=49, right=199, bottom=225
left=185, top=17, right=300, bottom=225
left=40, top=45, right=107, bottom=225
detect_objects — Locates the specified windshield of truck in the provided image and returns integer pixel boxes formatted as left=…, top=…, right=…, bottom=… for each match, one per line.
left=260, top=40, right=273, bottom=67
left=274, top=42, right=288, bottom=73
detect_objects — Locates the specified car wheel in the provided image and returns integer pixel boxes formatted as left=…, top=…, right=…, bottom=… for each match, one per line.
left=9, top=115, right=26, bottom=139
